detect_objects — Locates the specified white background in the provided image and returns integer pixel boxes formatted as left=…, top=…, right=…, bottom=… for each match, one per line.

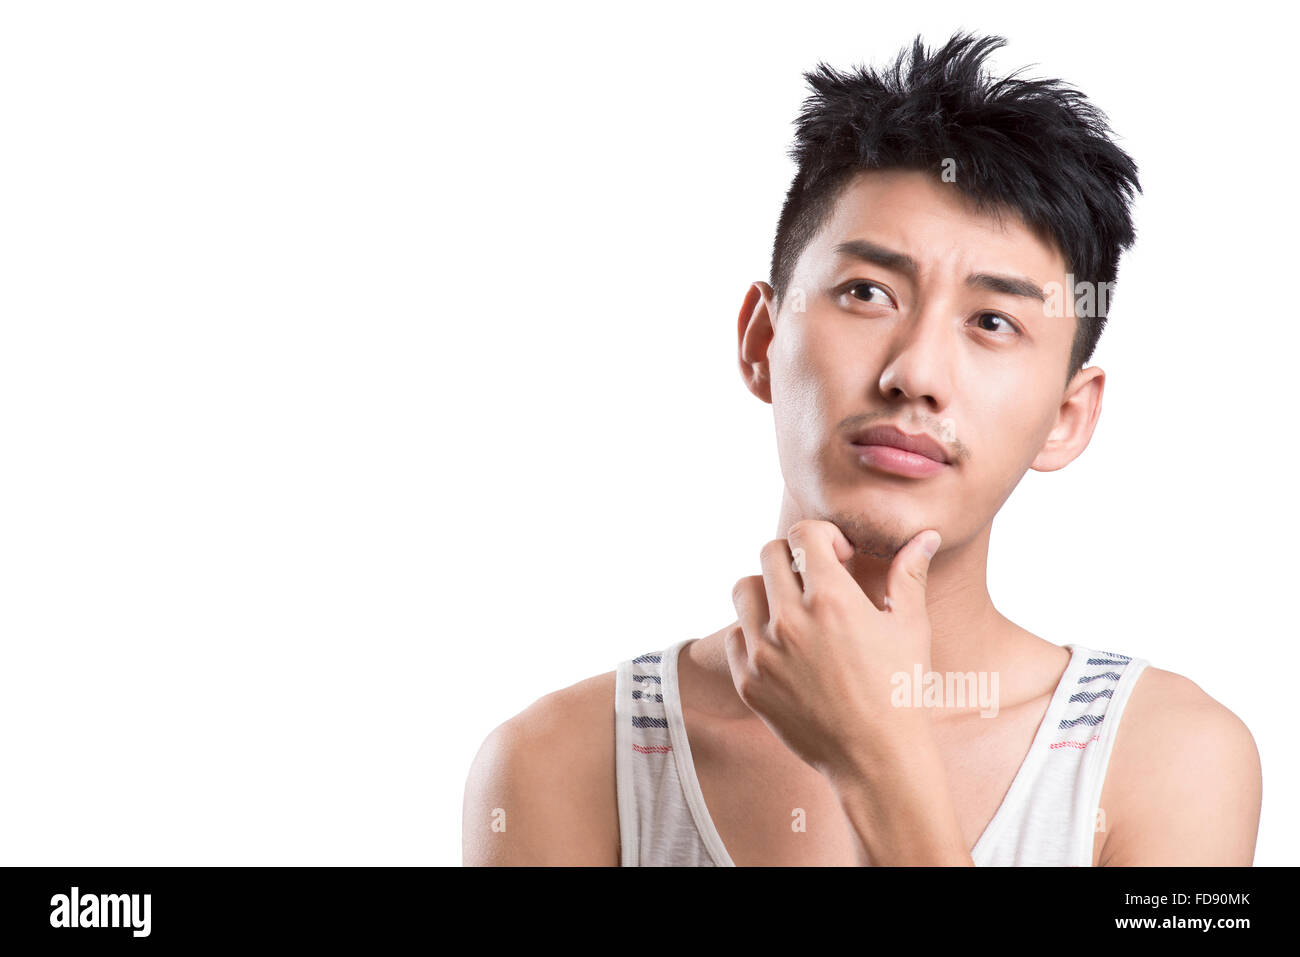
left=1, top=1, right=1295, bottom=866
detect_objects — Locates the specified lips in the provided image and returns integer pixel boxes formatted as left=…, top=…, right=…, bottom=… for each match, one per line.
left=848, top=424, right=951, bottom=464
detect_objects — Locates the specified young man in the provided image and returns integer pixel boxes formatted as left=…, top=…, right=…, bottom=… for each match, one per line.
left=463, top=33, right=1262, bottom=866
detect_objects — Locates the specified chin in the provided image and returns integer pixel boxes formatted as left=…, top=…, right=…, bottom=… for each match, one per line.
left=823, top=508, right=913, bottom=561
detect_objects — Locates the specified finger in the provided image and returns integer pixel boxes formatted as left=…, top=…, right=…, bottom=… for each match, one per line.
left=785, top=519, right=857, bottom=600
left=883, top=529, right=941, bottom=621
left=723, top=623, right=753, bottom=702
left=759, top=538, right=803, bottom=612
left=730, top=574, right=770, bottom=653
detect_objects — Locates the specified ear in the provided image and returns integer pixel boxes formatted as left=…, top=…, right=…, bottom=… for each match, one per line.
left=1030, top=365, right=1105, bottom=472
left=738, top=281, right=777, bottom=404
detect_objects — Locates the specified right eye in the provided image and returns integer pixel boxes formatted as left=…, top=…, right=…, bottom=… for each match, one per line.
left=846, top=281, right=894, bottom=306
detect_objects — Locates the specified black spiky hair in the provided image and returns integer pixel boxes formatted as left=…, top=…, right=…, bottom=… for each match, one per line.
left=768, top=32, right=1142, bottom=382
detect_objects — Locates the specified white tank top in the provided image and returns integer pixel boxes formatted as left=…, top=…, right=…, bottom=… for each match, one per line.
left=615, top=637, right=1149, bottom=866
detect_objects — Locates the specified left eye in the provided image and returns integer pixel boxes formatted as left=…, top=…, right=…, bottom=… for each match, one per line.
left=973, top=312, right=1018, bottom=335
left=847, top=282, right=893, bottom=305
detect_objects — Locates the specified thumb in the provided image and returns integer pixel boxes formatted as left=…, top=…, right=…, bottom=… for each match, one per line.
left=883, top=529, right=941, bottom=616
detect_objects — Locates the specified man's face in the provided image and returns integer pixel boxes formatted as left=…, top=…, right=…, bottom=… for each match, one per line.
left=754, top=168, right=1091, bottom=559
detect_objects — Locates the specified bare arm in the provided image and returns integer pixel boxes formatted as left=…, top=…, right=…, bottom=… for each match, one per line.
left=462, top=673, right=620, bottom=866
left=1100, top=669, right=1261, bottom=866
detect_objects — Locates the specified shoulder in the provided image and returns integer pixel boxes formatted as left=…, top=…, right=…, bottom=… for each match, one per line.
left=1098, top=663, right=1261, bottom=865
left=462, top=669, right=619, bottom=866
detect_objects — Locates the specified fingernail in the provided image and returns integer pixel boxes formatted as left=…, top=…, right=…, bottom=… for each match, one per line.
left=922, top=532, right=941, bottom=558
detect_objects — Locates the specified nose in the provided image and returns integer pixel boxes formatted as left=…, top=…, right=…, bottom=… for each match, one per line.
left=875, top=299, right=955, bottom=411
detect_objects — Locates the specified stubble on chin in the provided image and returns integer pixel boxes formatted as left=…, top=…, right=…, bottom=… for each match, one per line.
left=826, top=510, right=910, bottom=562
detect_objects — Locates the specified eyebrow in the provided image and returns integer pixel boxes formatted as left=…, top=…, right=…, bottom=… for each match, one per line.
left=832, top=238, right=1047, bottom=304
